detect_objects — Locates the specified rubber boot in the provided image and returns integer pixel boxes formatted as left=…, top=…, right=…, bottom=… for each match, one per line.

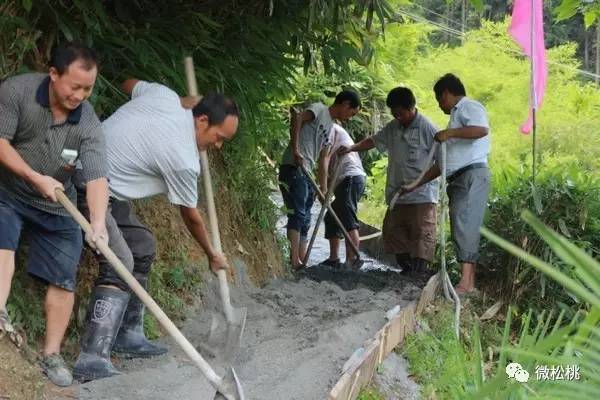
left=396, top=253, right=413, bottom=274
left=112, top=274, right=168, bottom=358
left=411, top=258, right=436, bottom=280
left=73, top=286, right=129, bottom=382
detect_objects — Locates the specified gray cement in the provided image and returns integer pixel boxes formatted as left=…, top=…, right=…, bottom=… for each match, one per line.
left=72, top=193, right=421, bottom=400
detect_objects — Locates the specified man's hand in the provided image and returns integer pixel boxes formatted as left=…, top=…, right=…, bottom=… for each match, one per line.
left=32, top=174, right=64, bottom=202
left=434, top=129, right=453, bottom=142
left=87, top=222, right=108, bottom=254
left=293, top=149, right=304, bottom=166
left=337, top=146, right=351, bottom=156
left=400, top=183, right=417, bottom=195
left=209, top=252, right=229, bottom=275
left=315, top=189, right=326, bottom=203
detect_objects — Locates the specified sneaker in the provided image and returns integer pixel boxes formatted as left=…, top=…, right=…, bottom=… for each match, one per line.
left=41, top=353, right=73, bottom=387
left=318, top=258, right=342, bottom=269
left=0, top=309, right=23, bottom=347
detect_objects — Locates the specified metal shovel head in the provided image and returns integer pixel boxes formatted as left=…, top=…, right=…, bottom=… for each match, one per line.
left=206, top=306, right=247, bottom=363
left=213, top=367, right=246, bottom=400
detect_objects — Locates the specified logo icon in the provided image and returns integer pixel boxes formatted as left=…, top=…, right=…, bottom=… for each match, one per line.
left=506, top=362, right=530, bottom=383
left=92, top=299, right=112, bottom=322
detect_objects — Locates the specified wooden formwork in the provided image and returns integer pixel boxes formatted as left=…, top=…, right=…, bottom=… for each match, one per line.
left=328, top=273, right=441, bottom=400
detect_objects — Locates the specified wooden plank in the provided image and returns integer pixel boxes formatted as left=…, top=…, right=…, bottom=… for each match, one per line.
left=329, top=339, right=380, bottom=400
left=329, top=275, right=439, bottom=399
left=417, top=273, right=440, bottom=316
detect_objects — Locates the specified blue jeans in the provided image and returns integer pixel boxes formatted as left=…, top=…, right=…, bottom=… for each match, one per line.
left=278, top=164, right=315, bottom=240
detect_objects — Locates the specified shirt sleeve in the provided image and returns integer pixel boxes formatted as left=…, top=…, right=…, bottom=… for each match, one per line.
left=132, top=81, right=181, bottom=104
left=78, top=109, right=108, bottom=183
left=0, top=78, right=21, bottom=141
left=306, top=103, right=333, bottom=150
left=372, top=124, right=390, bottom=153
left=162, top=168, right=199, bottom=208
left=458, top=101, right=489, bottom=128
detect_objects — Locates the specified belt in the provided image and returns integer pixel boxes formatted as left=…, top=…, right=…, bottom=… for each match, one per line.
left=447, top=162, right=487, bottom=183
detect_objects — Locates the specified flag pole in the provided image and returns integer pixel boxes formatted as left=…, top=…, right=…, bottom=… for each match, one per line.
left=531, top=0, right=537, bottom=185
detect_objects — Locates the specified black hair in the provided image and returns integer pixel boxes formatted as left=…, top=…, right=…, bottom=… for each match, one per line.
left=333, top=90, right=361, bottom=109
left=433, top=73, right=466, bottom=98
left=50, top=42, right=98, bottom=75
left=386, top=87, right=416, bottom=110
left=192, top=93, right=239, bottom=125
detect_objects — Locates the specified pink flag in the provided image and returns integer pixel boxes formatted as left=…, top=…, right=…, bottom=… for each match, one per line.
left=509, top=0, right=547, bottom=134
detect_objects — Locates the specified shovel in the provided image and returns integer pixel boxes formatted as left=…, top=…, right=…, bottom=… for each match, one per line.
left=302, top=153, right=347, bottom=266
left=184, top=57, right=247, bottom=365
left=55, top=190, right=244, bottom=400
left=300, top=165, right=361, bottom=261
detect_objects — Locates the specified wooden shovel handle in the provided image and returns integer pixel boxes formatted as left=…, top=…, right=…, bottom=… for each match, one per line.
left=55, top=189, right=226, bottom=391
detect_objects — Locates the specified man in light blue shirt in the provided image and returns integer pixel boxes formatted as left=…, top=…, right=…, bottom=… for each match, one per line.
left=340, top=87, right=439, bottom=277
left=405, top=73, right=491, bottom=296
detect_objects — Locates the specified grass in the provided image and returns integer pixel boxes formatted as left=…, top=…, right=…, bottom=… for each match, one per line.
left=357, top=386, right=386, bottom=400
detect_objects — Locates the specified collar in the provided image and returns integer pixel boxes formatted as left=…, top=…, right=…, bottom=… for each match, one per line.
left=397, top=110, right=420, bottom=131
left=36, top=76, right=83, bottom=124
left=452, top=96, right=467, bottom=112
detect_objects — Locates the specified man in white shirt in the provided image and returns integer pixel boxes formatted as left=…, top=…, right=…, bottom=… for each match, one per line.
left=73, top=80, right=239, bottom=381
left=319, top=124, right=366, bottom=269
left=404, top=73, right=491, bottom=296
left=279, top=91, right=361, bottom=271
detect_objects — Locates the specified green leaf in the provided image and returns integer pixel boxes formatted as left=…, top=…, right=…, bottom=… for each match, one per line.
left=22, top=0, right=32, bottom=12
left=584, top=11, right=598, bottom=29
left=470, top=0, right=483, bottom=12
left=554, top=0, right=580, bottom=22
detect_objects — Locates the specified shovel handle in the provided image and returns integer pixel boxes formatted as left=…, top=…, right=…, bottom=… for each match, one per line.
left=300, top=165, right=360, bottom=258
left=184, top=57, right=235, bottom=323
left=55, top=190, right=226, bottom=391
left=302, top=154, right=345, bottom=266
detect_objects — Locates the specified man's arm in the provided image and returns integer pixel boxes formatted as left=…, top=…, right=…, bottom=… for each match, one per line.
left=85, top=177, right=109, bottom=249
left=317, top=147, right=331, bottom=197
left=338, top=137, right=376, bottom=155
left=435, top=126, right=488, bottom=142
left=180, top=206, right=228, bottom=273
left=0, top=139, right=63, bottom=201
left=121, top=79, right=140, bottom=97
left=290, top=108, right=315, bottom=165
left=403, top=164, right=441, bottom=193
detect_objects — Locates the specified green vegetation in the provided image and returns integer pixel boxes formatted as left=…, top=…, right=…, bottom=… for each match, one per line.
left=403, top=212, right=599, bottom=399
left=358, top=387, right=386, bottom=400
left=1, top=0, right=599, bottom=397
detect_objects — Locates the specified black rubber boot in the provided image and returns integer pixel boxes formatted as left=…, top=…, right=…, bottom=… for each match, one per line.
left=411, top=258, right=436, bottom=280
left=73, top=287, right=129, bottom=382
left=396, top=253, right=413, bottom=274
left=112, top=274, right=168, bottom=358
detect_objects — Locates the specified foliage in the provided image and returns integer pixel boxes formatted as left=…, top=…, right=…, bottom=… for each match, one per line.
left=403, top=212, right=599, bottom=399
left=357, top=386, right=386, bottom=400
left=556, top=0, right=600, bottom=28
left=480, top=165, right=600, bottom=313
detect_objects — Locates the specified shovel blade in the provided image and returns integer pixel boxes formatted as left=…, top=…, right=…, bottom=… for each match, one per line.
left=214, top=367, right=245, bottom=400
left=206, top=307, right=247, bottom=363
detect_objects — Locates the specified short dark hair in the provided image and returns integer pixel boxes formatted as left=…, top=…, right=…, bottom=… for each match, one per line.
left=386, top=87, right=416, bottom=110
left=192, top=93, right=239, bottom=125
left=50, top=42, right=98, bottom=75
left=433, top=73, right=466, bottom=98
left=333, top=90, right=361, bottom=109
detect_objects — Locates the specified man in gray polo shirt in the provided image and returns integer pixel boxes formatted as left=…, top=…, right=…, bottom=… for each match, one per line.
left=340, top=87, right=439, bottom=277
left=279, top=90, right=361, bottom=271
left=0, top=43, right=109, bottom=387
left=72, top=79, right=239, bottom=382
left=405, top=73, right=491, bottom=296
